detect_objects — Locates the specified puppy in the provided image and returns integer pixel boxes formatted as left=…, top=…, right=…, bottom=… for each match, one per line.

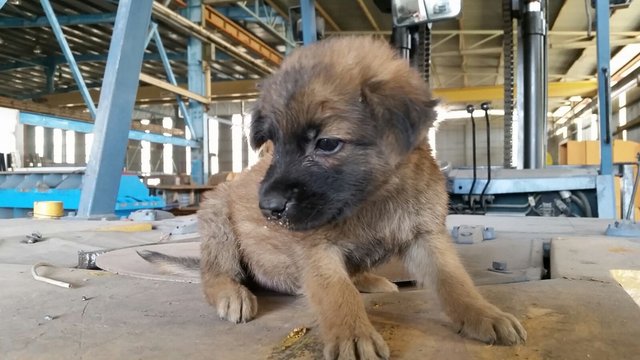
left=144, top=36, right=526, bottom=360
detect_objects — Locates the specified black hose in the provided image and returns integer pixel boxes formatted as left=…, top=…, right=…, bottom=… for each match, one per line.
left=466, top=105, right=477, bottom=213
left=575, top=191, right=593, bottom=217
left=570, top=194, right=586, bottom=217
left=479, top=102, right=492, bottom=209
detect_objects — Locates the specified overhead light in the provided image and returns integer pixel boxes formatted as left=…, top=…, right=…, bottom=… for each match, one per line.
left=140, top=119, right=150, bottom=125
left=9, top=0, right=21, bottom=5
left=568, top=96, right=582, bottom=102
left=33, top=45, right=42, bottom=55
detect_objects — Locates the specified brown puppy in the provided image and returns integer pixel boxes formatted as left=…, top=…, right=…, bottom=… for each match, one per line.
left=182, top=36, right=525, bottom=359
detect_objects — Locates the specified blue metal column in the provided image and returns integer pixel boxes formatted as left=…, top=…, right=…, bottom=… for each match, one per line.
left=300, top=0, right=317, bottom=45
left=187, top=0, right=207, bottom=185
left=151, top=24, right=196, bottom=137
left=595, top=0, right=615, bottom=219
left=77, top=0, right=153, bottom=217
left=40, top=0, right=97, bottom=118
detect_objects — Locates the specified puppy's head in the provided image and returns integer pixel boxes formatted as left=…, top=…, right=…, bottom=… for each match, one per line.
left=250, top=37, right=437, bottom=231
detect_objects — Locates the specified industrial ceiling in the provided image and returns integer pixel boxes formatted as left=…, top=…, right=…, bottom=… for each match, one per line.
left=0, top=0, right=639, bottom=126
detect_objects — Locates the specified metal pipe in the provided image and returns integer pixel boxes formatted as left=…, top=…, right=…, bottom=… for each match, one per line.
left=393, top=26, right=411, bottom=61
left=522, top=0, right=547, bottom=169
left=466, top=105, right=478, bottom=212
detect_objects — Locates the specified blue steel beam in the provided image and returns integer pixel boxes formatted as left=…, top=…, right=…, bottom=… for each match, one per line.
left=144, top=22, right=158, bottom=49
left=40, top=0, right=97, bottom=118
left=595, top=0, right=615, bottom=219
left=77, top=0, right=154, bottom=218
left=151, top=24, right=196, bottom=138
left=19, top=112, right=198, bottom=147
left=0, top=0, right=7, bottom=10
left=0, top=13, right=116, bottom=28
left=187, top=0, right=206, bottom=185
left=236, top=3, right=295, bottom=47
left=300, top=0, right=317, bottom=45
left=596, top=0, right=613, bottom=177
left=0, top=52, right=186, bottom=72
left=215, top=6, right=285, bottom=25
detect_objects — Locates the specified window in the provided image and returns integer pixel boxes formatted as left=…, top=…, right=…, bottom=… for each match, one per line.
left=85, top=133, right=93, bottom=163
left=53, top=128, right=63, bottom=163
left=141, top=140, right=151, bottom=174
left=208, top=118, right=219, bottom=175
left=65, top=131, right=75, bottom=164
left=232, top=114, right=243, bottom=173
left=35, top=126, right=44, bottom=158
left=162, top=117, right=173, bottom=174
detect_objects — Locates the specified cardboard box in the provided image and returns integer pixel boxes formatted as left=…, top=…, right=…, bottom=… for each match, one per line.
left=559, top=140, right=640, bottom=165
left=558, top=140, right=586, bottom=165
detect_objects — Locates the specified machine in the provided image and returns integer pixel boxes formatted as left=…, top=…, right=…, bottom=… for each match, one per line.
left=0, top=168, right=165, bottom=219
left=376, top=0, right=637, bottom=221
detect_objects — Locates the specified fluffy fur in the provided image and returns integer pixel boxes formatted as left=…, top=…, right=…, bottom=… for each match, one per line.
left=151, top=37, right=526, bottom=360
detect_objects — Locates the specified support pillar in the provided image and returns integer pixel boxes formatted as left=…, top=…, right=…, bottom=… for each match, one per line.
left=187, top=0, right=207, bottom=184
left=595, top=0, right=615, bottom=218
left=77, top=0, right=153, bottom=217
left=300, top=0, right=317, bottom=45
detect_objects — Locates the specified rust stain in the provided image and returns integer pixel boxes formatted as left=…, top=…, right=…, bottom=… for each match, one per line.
left=608, top=247, right=634, bottom=254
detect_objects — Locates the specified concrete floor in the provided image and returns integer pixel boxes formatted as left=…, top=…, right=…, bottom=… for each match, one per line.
left=1, top=215, right=640, bottom=359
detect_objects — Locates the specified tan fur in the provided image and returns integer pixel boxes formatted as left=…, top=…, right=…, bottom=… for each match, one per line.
left=197, top=37, right=525, bottom=360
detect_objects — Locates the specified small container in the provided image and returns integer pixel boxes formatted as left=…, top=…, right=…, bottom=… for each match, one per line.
left=33, top=201, right=64, bottom=219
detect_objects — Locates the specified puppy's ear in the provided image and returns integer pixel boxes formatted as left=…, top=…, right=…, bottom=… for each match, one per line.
left=362, top=79, right=438, bottom=153
left=249, top=108, right=271, bottom=150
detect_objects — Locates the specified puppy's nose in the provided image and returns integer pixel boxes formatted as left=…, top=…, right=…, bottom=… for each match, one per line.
left=259, top=194, right=288, bottom=219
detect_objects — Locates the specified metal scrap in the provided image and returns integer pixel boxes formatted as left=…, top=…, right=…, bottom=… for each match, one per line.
left=23, top=232, right=43, bottom=244
left=32, top=262, right=72, bottom=289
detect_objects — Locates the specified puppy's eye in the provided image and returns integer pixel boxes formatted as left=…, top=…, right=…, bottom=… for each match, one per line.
left=315, top=138, right=343, bottom=154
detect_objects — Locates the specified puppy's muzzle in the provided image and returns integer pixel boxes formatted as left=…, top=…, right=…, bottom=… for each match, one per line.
left=259, top=191, right=289, bottom=219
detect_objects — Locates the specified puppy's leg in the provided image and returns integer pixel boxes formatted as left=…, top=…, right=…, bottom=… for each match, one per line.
left=404, top=229, right=526, bottom=345
left=352, top=272, right=399, bottom=293
left=303, top=246, right=390, bottom=360
left=198, top=195, right=257, bottom=323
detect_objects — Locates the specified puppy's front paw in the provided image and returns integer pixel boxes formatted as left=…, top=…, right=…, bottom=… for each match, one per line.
left=323, top=323, right=390, bottom=360
left=457, top=303, right=527, bottom=345
left=205, top=283, right=257, bottom=323
left=353, top=273, right=399, bottom=294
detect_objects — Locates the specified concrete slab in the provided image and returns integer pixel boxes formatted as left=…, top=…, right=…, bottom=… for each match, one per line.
left=2, top=263, right=640, bottom=360
left=550, top=236, right=640, bottom=282
left=2, top=215, right=640, bottom=359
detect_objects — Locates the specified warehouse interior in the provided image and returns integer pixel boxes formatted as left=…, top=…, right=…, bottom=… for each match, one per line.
left=1, top=0, right=640, bottom=359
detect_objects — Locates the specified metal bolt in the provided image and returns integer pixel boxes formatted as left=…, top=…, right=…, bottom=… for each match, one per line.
left=81, top=296, right=89, bottom=301
left=492, top=261, right=507, bottom=271
left=44, top=315, right=54, bottom=321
